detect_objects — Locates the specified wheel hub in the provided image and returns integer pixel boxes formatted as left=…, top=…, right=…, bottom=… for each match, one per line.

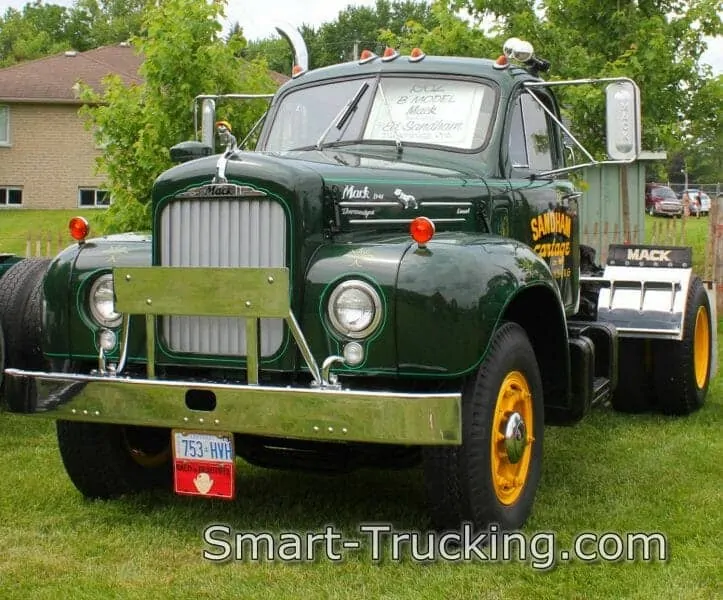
left=503, top=411, right=527, bottom=464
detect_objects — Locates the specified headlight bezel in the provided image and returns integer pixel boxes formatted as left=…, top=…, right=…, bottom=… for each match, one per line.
left=88, top=273, right=122, bottom=329
left=326, top=279, right=383, bottom=340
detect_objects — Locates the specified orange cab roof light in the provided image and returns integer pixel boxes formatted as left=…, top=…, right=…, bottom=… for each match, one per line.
left=381, top=47, right=400, bottom=62
left=292, top=64, right=306, bottom=77
left=69, top=216, right=89, bottom=243
left=359, top=49, right=377, bottom=64
left=409, top=48, right=426, bottom=62
left=493, top=54, right=509, bottom=70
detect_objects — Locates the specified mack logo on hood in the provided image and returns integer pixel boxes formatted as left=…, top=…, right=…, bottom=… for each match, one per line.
left=342, top=185, right=371, bottom=200
left=176, top=183, right=267, bottom=199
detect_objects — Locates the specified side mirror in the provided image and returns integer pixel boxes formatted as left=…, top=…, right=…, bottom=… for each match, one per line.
left=605, top=80, right=641, bottom=161
left=170, top=141, right=213, bottom=164
left=200, top=98, right=216, bottom=150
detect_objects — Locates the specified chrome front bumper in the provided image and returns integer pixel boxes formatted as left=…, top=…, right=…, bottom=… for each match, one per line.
left=4, top=368, right=462, bottom=446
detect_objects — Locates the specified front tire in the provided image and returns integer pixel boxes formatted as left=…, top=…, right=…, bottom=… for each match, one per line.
left=57, top=421, right=172, bottom=499
left=0, top=258, right=51, bottom=410
left=422, top=322, right=544, bottom=532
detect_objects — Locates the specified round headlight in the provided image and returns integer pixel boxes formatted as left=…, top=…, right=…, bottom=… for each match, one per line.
left=327, top=280, right=382, bottom=339
left=89, top=274, right=122, bottom=328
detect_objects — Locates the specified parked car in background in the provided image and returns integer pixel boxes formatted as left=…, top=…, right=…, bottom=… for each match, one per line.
left=646, top=183, right=683, bottom=216
left=685, top=189, right=712, bottom=216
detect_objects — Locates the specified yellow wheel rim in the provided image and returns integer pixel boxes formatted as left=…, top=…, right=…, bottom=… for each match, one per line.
left=491, top=371, right=534, bottom=506
left=693, top=305, right=710, bottom=389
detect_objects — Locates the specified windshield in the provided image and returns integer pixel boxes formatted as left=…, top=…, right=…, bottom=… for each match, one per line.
left=263, top=75, right=496, bottom=152
left=653, top=187, right=677, bottom=201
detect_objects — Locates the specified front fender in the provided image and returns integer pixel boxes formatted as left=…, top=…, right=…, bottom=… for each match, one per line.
left=43, top=234, right=151, bottom=363
left=396, top=234, right=561, bottom=376
left=302, top=236, right=411, bottom=375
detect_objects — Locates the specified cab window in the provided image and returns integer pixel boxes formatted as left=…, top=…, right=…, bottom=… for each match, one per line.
left=508, top=92, right=554, bottom=172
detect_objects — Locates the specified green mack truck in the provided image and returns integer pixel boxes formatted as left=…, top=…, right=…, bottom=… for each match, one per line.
left=1, top=32, right=714, bottom=533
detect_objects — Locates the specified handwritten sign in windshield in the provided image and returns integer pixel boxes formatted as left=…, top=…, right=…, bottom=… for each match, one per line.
left=364, top=79, right=487, bottom=149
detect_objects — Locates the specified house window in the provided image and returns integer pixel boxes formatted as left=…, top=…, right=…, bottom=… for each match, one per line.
left=79, top=188, right=111, bottom=207
left=0, top=187, right=23, bottom=206
left=0, top=106, right=9, bottom=145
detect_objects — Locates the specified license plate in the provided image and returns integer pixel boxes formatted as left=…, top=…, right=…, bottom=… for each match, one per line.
left=172, top=430, right=235, bottom=500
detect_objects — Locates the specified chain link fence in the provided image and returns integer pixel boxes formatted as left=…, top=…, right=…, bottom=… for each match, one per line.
left=665, top=182, right=721, bottom=197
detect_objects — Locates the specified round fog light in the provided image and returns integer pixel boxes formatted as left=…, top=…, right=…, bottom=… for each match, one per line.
left=98, top=328, right=117, bottom=351
left=343, top=342, right=365, bottom=366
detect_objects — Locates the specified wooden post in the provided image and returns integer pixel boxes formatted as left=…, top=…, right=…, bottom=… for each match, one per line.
left=620, top=165, right=631, bottom=244
left=713, top=194, right=723, bottom=315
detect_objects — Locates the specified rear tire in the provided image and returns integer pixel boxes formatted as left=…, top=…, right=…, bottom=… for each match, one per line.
left=57, top=421, right=172, bottom=499
left=610, top=339, right=654, bottom=413
left=0, top=258, right=51, bottom=410
left=651, top=277, right=712, bottom=415
left=0, top=323, right=5, bottom=398
left=422, top=322, right=544, bottom=532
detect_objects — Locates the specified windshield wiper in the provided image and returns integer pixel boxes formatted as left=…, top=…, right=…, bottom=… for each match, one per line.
left=315, top=81, right=370, bottom=150
left=376, top=81, right=402, bottom=154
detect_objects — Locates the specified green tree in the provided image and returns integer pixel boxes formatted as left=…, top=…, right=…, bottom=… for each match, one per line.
left=0, top=3, right=71, bottom=66
left=0, top=0, right=147, bottom=65
left=379, top=0, right=495, bottom=58
left=383, top=0, right=721, bottom=164
left=80, top=0, right=277, bottom=232
left=453, top=0, right=722, bottom=156
left=65, top=0, right=147, bottom=51
left=669, top=75, right=723, bottom=182
left=243, top=0, right=437, bottom=72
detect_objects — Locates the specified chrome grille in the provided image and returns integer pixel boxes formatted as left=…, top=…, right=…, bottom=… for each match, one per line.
left=159, top=198, right=286, bottom=356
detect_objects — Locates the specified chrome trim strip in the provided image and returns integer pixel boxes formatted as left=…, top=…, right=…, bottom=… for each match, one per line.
left=116, top=313, right=130, bottom=374
left=338, top=201, right=473, bottom=209
left=4, top=369, right=462, bottom=446
left=338, top=202, right=399, bottom=207
left=420, top=202, right=472, bottom=207
left=348, top=218, right=466, bottom=225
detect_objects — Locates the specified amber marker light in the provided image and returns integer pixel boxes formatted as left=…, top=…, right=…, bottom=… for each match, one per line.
left=292, top=64, right=305, bottom=77
left=409, top=47, right=426, bottom=62
left=381, top=47, right=399, bottom=61
left=410, top=216, right=435, bottom=247
left=493, top=54, right=509, bottom=69
left=360, top=49, right=375, bottom=60
left=69, top=216, right=89, bottom=243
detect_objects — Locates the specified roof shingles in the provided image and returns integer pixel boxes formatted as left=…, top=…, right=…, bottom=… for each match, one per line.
left=0, top=45, right=289, bottom=103
left=0, top=45, right=143, bottom=103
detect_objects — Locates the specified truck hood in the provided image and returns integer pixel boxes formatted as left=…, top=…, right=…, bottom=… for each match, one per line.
left=153, top=148, right=489, bottom=236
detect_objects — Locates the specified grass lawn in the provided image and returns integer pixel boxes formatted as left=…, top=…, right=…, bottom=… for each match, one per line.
left=644, top=213, right=712, bottom=276
left=0, top=212, right=720, bottom=598
left=0, top=209, right=106, bottom=257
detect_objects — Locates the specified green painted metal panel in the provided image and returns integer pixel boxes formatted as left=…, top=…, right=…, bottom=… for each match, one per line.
left=579, top=163, right=647, bottom=263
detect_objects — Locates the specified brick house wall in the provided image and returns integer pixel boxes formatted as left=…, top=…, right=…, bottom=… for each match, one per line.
left=0, top=102, right=106, bottom=209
